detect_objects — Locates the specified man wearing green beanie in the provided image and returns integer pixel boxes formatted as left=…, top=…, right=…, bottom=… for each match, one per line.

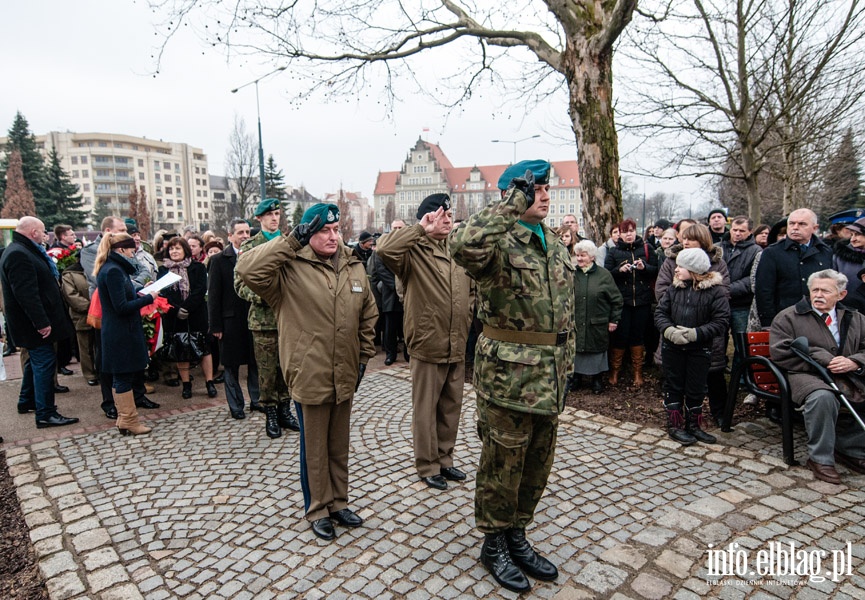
left=236, top=203, right=378, bottom=542
left=234, top=198, right=299, bottom=438
left=451, top=160, right=575, bottom=593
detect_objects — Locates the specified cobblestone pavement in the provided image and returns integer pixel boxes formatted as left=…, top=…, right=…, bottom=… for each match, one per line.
left=5, top=368, right=865, bottom=599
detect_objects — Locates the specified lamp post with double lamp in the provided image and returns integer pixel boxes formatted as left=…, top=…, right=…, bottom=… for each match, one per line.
left=231, top=66, right=287, bottom=202
left=491, top=134, right=541, bottom=164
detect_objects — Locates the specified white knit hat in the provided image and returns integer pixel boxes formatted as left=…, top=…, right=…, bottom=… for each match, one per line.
left=676, top=248, right=710, bottom=274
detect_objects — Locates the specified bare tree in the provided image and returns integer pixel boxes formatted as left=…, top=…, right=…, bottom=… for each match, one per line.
left=150, top=0, right=638, bottom=238
left=620, top=0, right=865, bottom=222
left=225, top=115, right=259, bottom=220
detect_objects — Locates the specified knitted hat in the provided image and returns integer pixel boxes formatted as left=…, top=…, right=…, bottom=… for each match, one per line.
left=707, top=208, right=727, bottom=221
left=676, top=248, right=710, bottom=275
left=124, top=218, right=139, bottom=234
left=416, top=193, right=451, bottom=219
left=654, top=218, right=672, bottom=230
left=358, top=231, right=373, bottom=243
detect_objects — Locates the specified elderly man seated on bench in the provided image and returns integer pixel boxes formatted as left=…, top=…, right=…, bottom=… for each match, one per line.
left=770, top=269, right=865, bottom=484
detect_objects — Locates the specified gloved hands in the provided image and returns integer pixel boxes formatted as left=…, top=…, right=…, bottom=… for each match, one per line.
left=508, top=169, right=535, bottom=208
left=290, top=215, right=322, bottom=247
left=355, top=363, right=366, bottom=392
left=664, top=326, right=690, bottom=345
left=177, top=308, right=189, bottom=320
left=682, top=328, right=698, bottom=343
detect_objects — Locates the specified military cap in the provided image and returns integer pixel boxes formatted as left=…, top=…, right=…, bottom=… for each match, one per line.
left=301, top=203, right=340, bottom=233
left=497, top=159, right=551, bottom=190
left=416, top=193, right=451, bottom=220
left=254, top=197, right=282, bottom=217
left=124, top=218, right=139, bottom=234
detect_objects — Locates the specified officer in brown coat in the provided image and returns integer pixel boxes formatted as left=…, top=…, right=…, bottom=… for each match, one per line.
left=236, top=203, right=378, bottom=542
left=376, top=193, right=474, bottom=491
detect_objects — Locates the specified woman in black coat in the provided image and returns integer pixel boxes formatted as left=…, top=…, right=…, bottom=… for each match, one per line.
left=158, top=237, right=217, bottom=399
left=94, top=233, right=157, bottom=435
left=604, top=218, right=659, bottom=388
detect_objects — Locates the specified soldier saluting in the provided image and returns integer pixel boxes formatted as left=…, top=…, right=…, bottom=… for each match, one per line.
left=450, top=159, right=575, bottom=593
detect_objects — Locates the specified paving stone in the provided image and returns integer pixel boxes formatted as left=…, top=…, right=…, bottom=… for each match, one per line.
left=44, top=571, right=86, bottom=600
left=682, top=496, right=735, bottom=518
left=630, top=573, right=673, bottom=600
left=38, top=551, right=78, bottom=578
left=600, top=544, right=647, bottom=570
left=573, top=562, right=628, bottom=594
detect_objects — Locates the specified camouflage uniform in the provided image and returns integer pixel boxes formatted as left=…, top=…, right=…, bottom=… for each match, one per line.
left=449, top=187, right=575, bottom=533
left=234, top=231, right=290, bottom=408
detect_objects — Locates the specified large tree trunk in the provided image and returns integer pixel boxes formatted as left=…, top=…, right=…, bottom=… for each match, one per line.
left=740, top=140, right=762, bottom=224
left=565, top=42, right=621, bottom=242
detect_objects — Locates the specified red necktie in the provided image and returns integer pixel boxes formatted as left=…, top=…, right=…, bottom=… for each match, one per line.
left=823, top=313, right=832, bottom=326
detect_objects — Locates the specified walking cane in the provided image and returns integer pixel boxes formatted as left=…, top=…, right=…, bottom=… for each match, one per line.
left=790, top=336, right=865, bottom=433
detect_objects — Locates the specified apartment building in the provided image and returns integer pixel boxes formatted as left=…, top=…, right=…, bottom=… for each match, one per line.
left=5, top=131, right=213, bottom=230
left=372, top=138, right=582, bottom=233
left=322, top=190, right=370, bottom=237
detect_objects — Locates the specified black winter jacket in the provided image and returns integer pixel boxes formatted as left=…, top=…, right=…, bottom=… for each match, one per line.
left=654, top=272, right=730, bottom=349
left=719, top=236, right=761, bottom=309
left=604, top=236, right=659, bottom=307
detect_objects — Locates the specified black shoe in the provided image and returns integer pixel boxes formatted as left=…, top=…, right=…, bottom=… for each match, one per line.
left=135, top=396, right=160, bottom=409
left=330, top=508, right=363, bottom=528
left=206, top=380, right=218, bottom=398
left=591, top=375, right=604, bottom=395
left=440, top=466, right=467, bottom=481
left=766, top=405, right=782, bottom=424
left=54, top=384, right=70, bottom=394
left=230, top=410, right=246, bottom=420
left=104, top=406, right=118, bottom=420
left=481, top=533, right=531, bottom=593
left=165, top=378, right=181, bottom=387
left=213, top=371, right=225, bottom=384
left=505, top=528, right=558, bottom=581
left=36, top=414, right=80, bottom=429
left=249, top=403, right=265, bottom=413
left=277, top=402, right=300, bottom=431
left=265, top=405, right=282, bottom=439
left=17, top=402, right=36, bottom=414
left=3, top=346, right=16, bottom=357
left=384, top=354, right=396, bottom=366
left=57, top=366, right=74, bottom=376
left=181, top=382, right=192, bottom=399
left=421, top=474, right=448, bottom=490
left=86, top=379, right=99, bottom=386
left=311, top=518, right=335, bottom=541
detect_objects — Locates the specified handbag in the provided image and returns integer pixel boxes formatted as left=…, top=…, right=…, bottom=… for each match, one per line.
left=155, top=322, right=208, bottom=363
left=86, top=289, right=102, bottom=329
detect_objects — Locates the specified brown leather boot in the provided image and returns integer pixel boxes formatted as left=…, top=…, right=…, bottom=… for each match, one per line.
left=608, top=348, right=625, bottom=386
left=115, top=390, right=152, bottom=436
left=630, top=346, right=645, bottom=387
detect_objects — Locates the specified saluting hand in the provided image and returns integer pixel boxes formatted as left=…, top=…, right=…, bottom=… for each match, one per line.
left=290, top=215, right=322, bottom=247
left=507, top=169, right=536, bottom=208
left=420, top=207, right=444, bottom=235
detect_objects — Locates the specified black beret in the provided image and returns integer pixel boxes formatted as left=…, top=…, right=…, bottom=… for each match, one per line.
left=417, top=193, right=451, bottom=220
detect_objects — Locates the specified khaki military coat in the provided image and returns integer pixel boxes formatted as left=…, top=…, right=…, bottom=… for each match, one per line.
left=235, top=235, right=378, bottom=405
left=376, top=224, right=474, bottom=364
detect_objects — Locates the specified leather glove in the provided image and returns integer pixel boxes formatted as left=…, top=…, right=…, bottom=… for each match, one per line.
left=507, top=169, right=535, bottom=208
left=290, top=215, right=322, bottom=247
left=682, top=327, right=698, bottom=343
left=177, top=308, right=189, bottom=320
left=355, top=363, right=366, bottom=392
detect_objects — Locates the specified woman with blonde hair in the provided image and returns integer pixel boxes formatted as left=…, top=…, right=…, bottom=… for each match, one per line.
left=93, top=232, right=158, bottom=435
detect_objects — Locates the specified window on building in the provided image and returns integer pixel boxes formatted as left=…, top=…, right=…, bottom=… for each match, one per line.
left=81, top=169, right=89, bottom=177
left=202, top=191, right=207, bottom=197
left=559, top=204, right=565, bottom=214
left=80, top=156, right=88, bottom=164
left=83, top=183, right=90, bottom=191
left=71, top=156, right=78, bottom=165
left=155, top=174, right=161, bottom=182
left=202, top=167, right=206, bottom=174
left=132, top=145, right=139, bottom=151
left=98, top=141, right=107, bottom=147
left=195, top=166, right=200, bottom=174
left=154, top=161, right=161, bottom=170
left=167, top=199, right=174, bottom=206
left=175, top=163, right=180, bottom=172
left=204, top=202, right=208, bottom=208
left=138, top=159, right=144, bottom=167
left=167, top=212, right=174, bottom=219
left=569, top=203, right=575, bottom=213
left=163, top=161, right=171, bottom=169
left=71, top=170, right=79, bottom=178
left=139, top=172, right=145, bottom=180
left=196, top=190, right=201, bottom=197
left=166, top=187, right=173, bottom=195
left=114, top=142, right=123, bottom=148
left=157, top=198, right=163, bottom=205
left=164, top=174, right=172, bottom=182
left=570, top=189, right=577, bottom=200
left=176, top=189, right=182, bottom=197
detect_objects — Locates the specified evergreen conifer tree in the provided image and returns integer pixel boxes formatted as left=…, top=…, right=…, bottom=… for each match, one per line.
left=0, top=112, right=47, bottom=214
left=823, top=128, right=863, bottom=214
left=292, top=203, right=304, bottom=230
left=44, top=148, right=87, bottom=227
left=264, top=155, right=287, bottom=200
left=1, top=150, right=37, bottom=219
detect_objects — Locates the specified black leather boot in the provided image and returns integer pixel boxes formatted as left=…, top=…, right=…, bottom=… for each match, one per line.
left=265, top=405, right=282, bottom=439
left=181, top=382, right=192, bottom=399
left=505, top=528, right=558, bottom=581
left=205, top=380, right=218, bottom=398
left=686, top=405, right=717, bottom=444
left=590, top=374, right=604, bottom=395
left=278, top=402, right=300, bottom=431
left=480, top=532, right=530, bottom=593
left=665, top=401, right=696, bottom=445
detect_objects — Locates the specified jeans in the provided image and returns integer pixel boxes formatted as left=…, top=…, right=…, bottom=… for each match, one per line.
left=19, top=344, right=57, bottom=421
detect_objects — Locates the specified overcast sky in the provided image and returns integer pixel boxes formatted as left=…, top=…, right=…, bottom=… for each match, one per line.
left=1, top=0, right=703, bottom=209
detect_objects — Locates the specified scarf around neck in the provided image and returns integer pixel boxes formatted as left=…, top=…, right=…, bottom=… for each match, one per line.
left=163, top=256, right=192, bottom=300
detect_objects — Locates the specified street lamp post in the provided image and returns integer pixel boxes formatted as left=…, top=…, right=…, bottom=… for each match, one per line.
left=231, top=66, right=286, bottom=202
left=491, top=134, right=541, bottom=163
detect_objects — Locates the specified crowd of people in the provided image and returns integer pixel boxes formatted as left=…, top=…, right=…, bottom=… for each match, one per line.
left=2, top=160, right=865, bottom=592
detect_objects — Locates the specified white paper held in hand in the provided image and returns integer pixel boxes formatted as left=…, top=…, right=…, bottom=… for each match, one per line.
left=139, top=272, right=182, bottom=296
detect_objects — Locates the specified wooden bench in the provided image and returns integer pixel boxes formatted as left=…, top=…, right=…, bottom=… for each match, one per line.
left=721, top=331, right=797, bottom=465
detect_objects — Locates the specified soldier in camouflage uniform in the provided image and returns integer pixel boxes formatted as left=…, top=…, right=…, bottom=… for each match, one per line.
left=233, top=198, right=299, bottom=439
left=450, top=159, right=575, bottom=594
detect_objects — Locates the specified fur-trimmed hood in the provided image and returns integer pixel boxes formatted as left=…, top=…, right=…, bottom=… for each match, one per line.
left=833, top=238, right=865, bottom=265
left=671, top=270, right=724, bottom=289
left=664, top=243, right=724, bottom=264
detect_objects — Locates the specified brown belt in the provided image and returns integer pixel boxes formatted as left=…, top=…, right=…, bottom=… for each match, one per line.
left=482, top=325, right=568, bottom=346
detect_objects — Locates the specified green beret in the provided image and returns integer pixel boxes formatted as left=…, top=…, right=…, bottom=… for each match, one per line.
left=497, top=159, right=551, bottom=190
left=254, top=197, right=282, bottom=217
left=301, top=203, right=340, bottom=233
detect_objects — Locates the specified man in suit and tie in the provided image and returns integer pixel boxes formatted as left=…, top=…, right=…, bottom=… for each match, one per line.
left=208, top=218, right=260, bottom=419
